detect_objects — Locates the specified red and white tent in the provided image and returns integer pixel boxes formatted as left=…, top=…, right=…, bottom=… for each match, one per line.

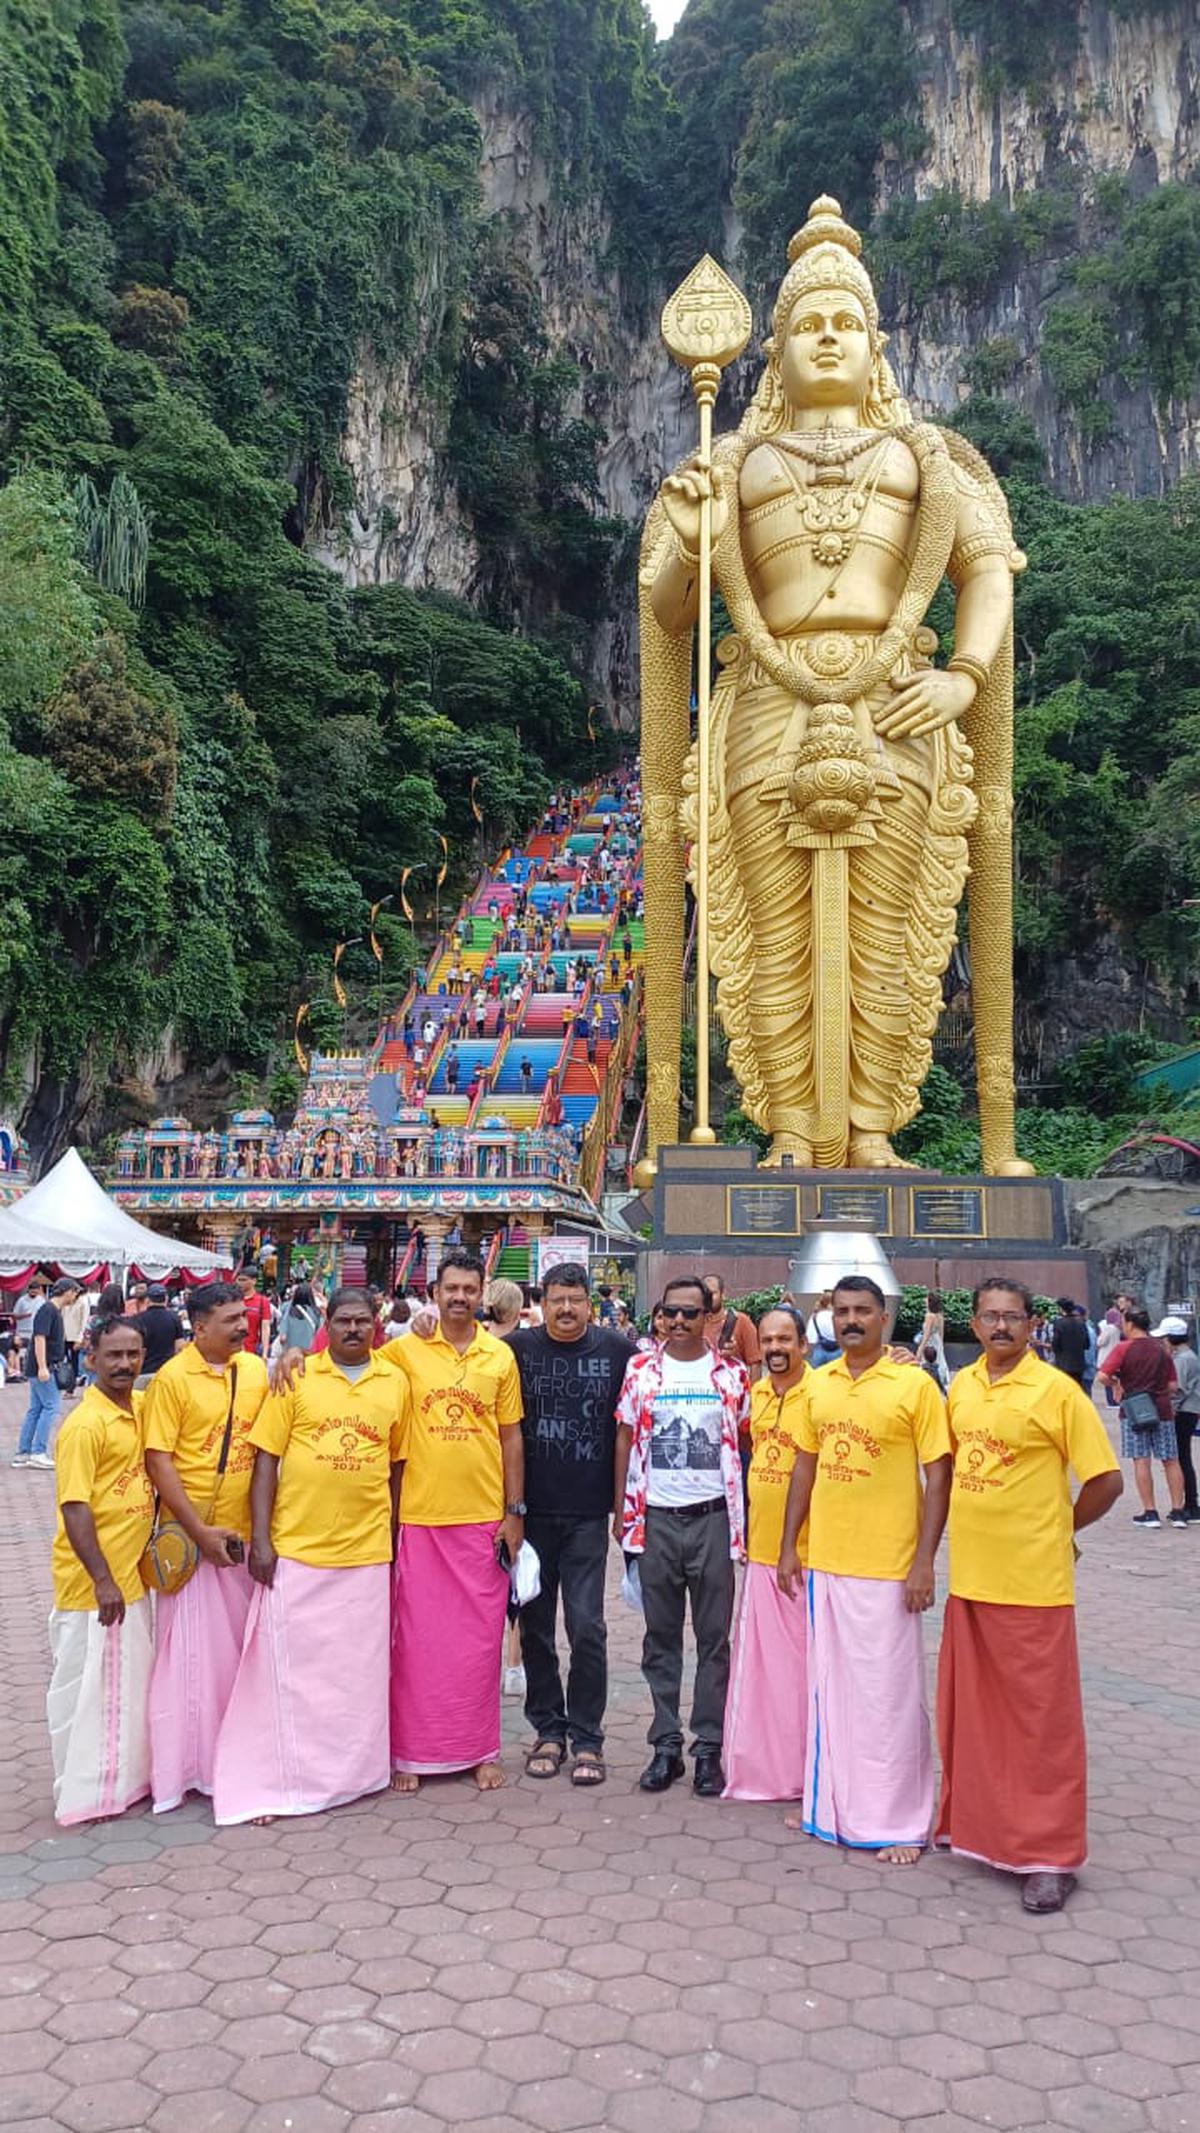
left=0, top=1148, right=223, bottom=1282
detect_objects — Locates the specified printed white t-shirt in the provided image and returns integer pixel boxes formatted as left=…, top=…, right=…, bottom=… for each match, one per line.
left=646, top=1351, right=724, bottom=1508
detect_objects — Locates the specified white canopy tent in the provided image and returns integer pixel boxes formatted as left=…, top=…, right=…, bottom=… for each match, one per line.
left=0, top=1148, right=224, bottom=1280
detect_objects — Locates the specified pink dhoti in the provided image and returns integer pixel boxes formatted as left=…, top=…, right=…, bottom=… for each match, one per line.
left=722, top=1563, right=808, bottom=1802
left=803, top=1570, right=933, bottom=1850
left=390, top=1524, right=508, bottom=1773
left=212, top=1559, right=390, bottom=1825
left=47, top=1601, right=153, bottom=1827
left=149, top=1559, right=253, bottom=1812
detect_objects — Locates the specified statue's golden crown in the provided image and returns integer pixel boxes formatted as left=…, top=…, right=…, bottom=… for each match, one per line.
left=772, top=194, right=879, bottom=340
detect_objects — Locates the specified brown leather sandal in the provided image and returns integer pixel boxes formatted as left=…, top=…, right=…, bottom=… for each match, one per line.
left=525, top=1739, right=566, bottom=1779
left=571, top=1750, right=606, bottom=1787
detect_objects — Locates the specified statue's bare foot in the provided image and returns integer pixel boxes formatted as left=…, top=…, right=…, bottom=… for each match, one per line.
left=762, top=1134, right=814, bottom=1168
left=848, top=1134, right=916, bottom=1171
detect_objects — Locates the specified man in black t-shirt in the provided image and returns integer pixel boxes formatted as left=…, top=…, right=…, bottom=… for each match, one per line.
left=507, top=1263, right=632, bottom=1785
left=1050, top=1298, right=1088, bottom=1384
left=13, top=1277, right=77, bottom=1470
left=132, top=1284, right=185, bottom=1376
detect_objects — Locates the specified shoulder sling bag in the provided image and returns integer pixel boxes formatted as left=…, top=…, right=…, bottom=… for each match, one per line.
left=139, top=1362, right=240, bottom=1594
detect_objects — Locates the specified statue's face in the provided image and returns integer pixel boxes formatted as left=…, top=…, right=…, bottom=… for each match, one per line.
left=778, top=286, right=873, bottom=410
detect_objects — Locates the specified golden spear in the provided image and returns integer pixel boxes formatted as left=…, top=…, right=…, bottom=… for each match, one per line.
left=660, top=256, right=751, bottom=1144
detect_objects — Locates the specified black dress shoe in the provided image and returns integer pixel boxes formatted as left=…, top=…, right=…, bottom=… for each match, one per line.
left=693, top=1752, right=725, bottom=1797
left=1022, top=1871, right=1076, bottom=1914
left=639, top=1750, right=685, bottom=1792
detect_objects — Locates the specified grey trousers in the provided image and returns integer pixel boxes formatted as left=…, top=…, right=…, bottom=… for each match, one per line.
left=639, top=1503, right=735, bottom=1755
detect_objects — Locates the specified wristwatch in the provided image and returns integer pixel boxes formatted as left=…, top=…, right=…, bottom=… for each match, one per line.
left=505, top=1500, right=527, bottom=1517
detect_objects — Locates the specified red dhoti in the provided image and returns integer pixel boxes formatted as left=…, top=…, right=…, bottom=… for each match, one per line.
left=935, top=1594, right=1087, bottom=1874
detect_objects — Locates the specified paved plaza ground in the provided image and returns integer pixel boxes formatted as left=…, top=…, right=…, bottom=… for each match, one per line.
left=2, top=1378, right=1199, bottom=2133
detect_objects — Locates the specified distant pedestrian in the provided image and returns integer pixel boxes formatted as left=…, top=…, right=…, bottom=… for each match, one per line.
left=1050, top=1298, right=1088, bottom=1385
left=1097, top=1306, right=1186, bottom=1529
left=1154, top=1315, right=1200, bottom=1520
left=520, top=1055, right=533, bottom=1093
left=13, top=1278, right=78, bottom=1472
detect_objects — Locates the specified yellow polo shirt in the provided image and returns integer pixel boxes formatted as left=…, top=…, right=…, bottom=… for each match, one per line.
left=947, top=1349, right=1119, bottom=1607
left=250, top=1349, right=410, bottom=1568
left=798, top=1354, right=951, bottom=1582
left=52, top=1387, right=155, bottom=1612
left=380, top=1324, right=522, bottom=1526
left=746, top=1374, right=810, bottom=1568
left=143, top=1345, right=269, bottom=1538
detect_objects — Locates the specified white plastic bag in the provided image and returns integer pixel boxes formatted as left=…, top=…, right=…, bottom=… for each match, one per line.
left=509, top=1539, right=541, bottom=1607
left=620, top=1557, right=643, bottom=1612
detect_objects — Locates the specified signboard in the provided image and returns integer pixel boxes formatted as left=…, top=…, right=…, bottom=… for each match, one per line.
left=726, top=1185, right=801, bottom=1237
left=910, top=1186, right=986, bottom=1239
left=538, top=1234, right=592, bottom=1281
left=816, top=1184, right=892, bottom=1234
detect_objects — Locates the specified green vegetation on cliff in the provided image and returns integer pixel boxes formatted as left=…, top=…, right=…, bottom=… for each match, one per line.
left=3, top=0, right=1200, bottom=1173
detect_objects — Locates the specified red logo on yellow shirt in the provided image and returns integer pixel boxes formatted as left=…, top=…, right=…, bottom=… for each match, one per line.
left=422, top=1387, right=489, bottom=1442
left=816, top=1417, right=880, bottom=1483
left=954, top=1427, right=1016, bottom=1493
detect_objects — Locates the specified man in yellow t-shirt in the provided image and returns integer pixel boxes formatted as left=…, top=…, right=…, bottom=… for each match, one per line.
left=47, top=1314, right=155, bottom=1826
left=143, top=1281, right=269, bottom=1813
left=935, top=1274, right=1122, bottom=1915
left=723, top=1305, right=811, bottom=1808
left=212, top=1288, right=409, bottom=1825
left=382, top=1248, right=524, bottom=1793
left=778, top=1274, right=952, bottom=1864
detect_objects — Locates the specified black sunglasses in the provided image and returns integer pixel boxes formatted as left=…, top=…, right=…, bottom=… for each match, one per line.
left=663, top=1304, right=703, bottom=1321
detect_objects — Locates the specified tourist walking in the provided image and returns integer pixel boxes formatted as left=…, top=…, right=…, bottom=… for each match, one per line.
left=13, top=1278, right=79, bottom=1471
left=1155, top=1315, right=1200, bottom=1519
left=615, top=1275, right=748, bottom=1796
left=1050, top=1296, right=1088, bottom=1385
left=723, top=1305, right=810, bottom=1805
left=778, top=1275, right=951, bottom=1863
left=143, top=1282, right=269, bottom=1811
left=507, top=1264, right=630, bottom=1787
left=212, top=1289, right=406, bottom=1825
left=1097, top=1305, right=1186, bottom=1528
left=935, top=1277, right=1122, bottom=1911
left=131, top=1283, right=185, bottom=1377
left=46, top=1314, right=155, bottom=1825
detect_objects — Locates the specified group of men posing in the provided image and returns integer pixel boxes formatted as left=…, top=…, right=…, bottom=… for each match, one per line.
left=47, top=1256, right=1120, bottom=1913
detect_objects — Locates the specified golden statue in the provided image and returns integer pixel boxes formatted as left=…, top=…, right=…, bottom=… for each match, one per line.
left=639, top=196, right=1033, bottom=1174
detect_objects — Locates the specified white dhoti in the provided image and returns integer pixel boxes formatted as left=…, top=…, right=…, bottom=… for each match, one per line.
left=47, top=1601, right=154, bottom=1827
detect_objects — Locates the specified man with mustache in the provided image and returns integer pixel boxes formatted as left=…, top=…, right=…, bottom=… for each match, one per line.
left=935, top=1276, right=1121, bottom=1912
left=508, top=1263, right=632, bottom=1787
left=213, top=1288, right=408, bottom=1825
left=778, top=1274, right=951, bottom=1863
left=723, top=1304, right=811, bottom=1807
left=47, top=1314, right=154, bottom=1824
left=616, top=1274, right=749, bottom=1797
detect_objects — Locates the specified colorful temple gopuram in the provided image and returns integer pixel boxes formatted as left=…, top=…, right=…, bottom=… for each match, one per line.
left=112, top=779, right=644, bottom=1291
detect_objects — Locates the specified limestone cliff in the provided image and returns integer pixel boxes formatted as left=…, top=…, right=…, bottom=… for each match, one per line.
left=313, top=3, right=1199, bottom=676
left=887, top=0, right=1200, bottom=497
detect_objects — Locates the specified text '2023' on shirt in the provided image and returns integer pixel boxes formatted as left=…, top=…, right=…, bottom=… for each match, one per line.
left=507, top=1323, right=632, bottom=1519
left=646, top=1350, right=727, bottom=1508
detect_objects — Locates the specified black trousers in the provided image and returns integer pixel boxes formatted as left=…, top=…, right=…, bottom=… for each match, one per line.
left=639, top=1501, right=734, bottom=1756
left=520, top=1514, right=609, bottom=1754
left=1177, top=1415, right=1199, bottom=1514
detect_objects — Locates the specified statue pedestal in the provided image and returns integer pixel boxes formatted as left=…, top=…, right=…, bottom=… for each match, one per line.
left=634, top=1143, right=1094, bottom=1308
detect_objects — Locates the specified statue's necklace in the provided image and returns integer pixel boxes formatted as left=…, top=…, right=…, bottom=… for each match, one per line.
left=779, top=428, right=881, bottom=487
left=777, top=435, right=891, bottom=575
